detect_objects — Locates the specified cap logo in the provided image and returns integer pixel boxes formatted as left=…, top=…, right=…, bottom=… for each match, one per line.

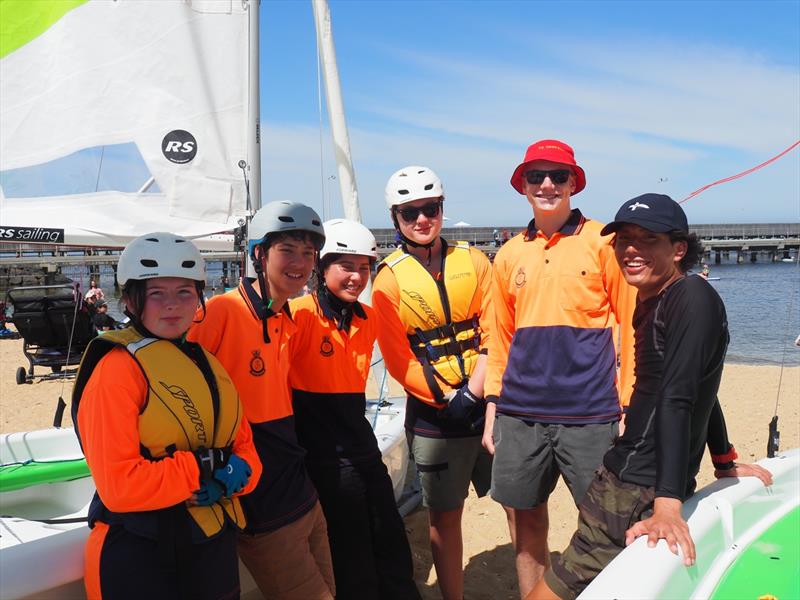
left=628, top=202, right=650, bottom=211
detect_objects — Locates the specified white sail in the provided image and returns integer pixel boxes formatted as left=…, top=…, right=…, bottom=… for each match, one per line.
left=0, top=0, right=255, bottom=247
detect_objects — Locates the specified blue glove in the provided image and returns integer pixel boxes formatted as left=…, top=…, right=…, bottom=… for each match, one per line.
left=195, top=479, right=224, bottom=506
left=213, top=454, right=252, bottom=497
left=440, top=386, right=485, bottom=431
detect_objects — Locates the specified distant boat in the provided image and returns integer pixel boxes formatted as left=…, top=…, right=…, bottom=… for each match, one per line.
left=781, top=257, right=795, bottom=263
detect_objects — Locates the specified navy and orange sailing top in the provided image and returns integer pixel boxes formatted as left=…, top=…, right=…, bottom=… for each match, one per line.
left=288, top=292, right=382, bottom=467
left=373, top=240, right=493, bottom=437
left=485, top=210, right=635, bottom=424
left=187, top=278, right=318, bottom=533
left=77, top=347, right=260, bottom=519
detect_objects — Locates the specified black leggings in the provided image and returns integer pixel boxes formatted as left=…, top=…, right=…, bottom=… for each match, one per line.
left=308, top=460, right=421, bottom=600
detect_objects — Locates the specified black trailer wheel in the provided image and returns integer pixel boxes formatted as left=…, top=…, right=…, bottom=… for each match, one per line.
left=51, top=365, right=62, bottom=374
left=16, top=366, right=27, bottom=385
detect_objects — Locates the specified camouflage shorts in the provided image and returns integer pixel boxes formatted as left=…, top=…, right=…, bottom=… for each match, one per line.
left=544, top=466, right=656, bottom=600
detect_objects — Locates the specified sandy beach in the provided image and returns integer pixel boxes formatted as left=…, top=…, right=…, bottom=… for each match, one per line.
left=1, top=336, right=798, bottom=599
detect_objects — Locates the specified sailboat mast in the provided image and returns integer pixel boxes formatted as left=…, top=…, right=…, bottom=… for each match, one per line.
left=311, top=0, right=361, bottom=223
left=248, top=0, right=262, bottom=213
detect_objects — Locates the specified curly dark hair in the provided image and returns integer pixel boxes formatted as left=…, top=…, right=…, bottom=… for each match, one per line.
left=669, top=231, right=704, bottom=273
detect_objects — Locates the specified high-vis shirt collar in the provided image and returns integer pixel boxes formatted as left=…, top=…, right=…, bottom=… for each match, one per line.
left=526, top=209, right=586, bottom=241
left=239, top=278, right=293, bottom=321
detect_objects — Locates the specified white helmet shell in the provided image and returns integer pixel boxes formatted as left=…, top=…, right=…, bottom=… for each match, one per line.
left=320, top=219, right=378, bottom=260
left=384, top=166, right=444, bottom=209
left=118, top=232, right=205, bottom=286
left=248, top=201, right=325, bottom=258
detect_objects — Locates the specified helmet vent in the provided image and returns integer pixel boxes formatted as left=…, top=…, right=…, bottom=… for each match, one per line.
left=175, top=239, right=186, bottom=244
left=145, top=237, right=159, bottom=242
left=312, top=219, right=321, bottom=226
left=278, top=216, right=295, bottom=223
left=398, top=189, right=409, bottom=195
left=336, top=242, right=347, bottom=248
left=424, top=184, right=433, bottom=190
left=182, top=260, right=196, bottom=268
left=140, top=259, right=158, bottom=267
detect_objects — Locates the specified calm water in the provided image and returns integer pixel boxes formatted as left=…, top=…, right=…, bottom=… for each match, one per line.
left=63, top=260, right=800, bottom=366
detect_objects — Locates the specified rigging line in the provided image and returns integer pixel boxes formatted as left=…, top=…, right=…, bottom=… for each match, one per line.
left=93, top=145, right=106, bottom=193
left=679, top=140, right=800, bottom=204
left=315, top=22, right=327, bottom=221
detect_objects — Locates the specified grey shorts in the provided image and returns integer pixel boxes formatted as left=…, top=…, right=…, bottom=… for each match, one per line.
left=490, top=414, right=618, bottom=509
left=407, top=432, right=493, bottom=512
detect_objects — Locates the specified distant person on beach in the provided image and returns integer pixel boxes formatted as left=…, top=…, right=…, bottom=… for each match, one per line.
left=71, top=232, right=260, bottom=599
left=527, top=194, right=773, bottom=600
left=91, top=300, right=116, bottom=331
left=84, top=278, right=105, bottom=301
left=484, top=139, right=636, bottom=596
left=289, top=219, right=420, bottom=600
left=373, top=165, right=494, bottom=600
left=188, top=201, right=336, bottom=599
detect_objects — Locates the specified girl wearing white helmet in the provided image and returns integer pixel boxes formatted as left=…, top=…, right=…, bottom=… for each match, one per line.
left=71, top=232, right=261, bottom=600
left=188, top=202, right=337, bottom=600
left=374, top=166, right=495, bottom=600
left=288, top=219, right=421, bottom=599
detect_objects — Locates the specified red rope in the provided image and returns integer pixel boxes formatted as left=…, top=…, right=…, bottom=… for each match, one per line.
left=679, top=140, right=800, bottom=204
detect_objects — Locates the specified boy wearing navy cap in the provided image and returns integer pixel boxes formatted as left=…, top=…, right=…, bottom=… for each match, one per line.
left=527, top=193, right=773, bottom=600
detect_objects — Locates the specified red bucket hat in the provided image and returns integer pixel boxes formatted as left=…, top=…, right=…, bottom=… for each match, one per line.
left=510, top=139, right=586, bottom=195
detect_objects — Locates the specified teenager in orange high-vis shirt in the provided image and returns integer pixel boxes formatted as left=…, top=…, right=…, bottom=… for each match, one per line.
left=72, top=232, right=260, bottom=600
left=188, top=201, right=335, bottom=600
left=289, top=219, right=420, bottom=600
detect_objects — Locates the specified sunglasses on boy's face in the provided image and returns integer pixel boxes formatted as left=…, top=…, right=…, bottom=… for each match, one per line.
left=524, top=169, right=571, bottom=186
left=395, top=201, right=442, bottom=223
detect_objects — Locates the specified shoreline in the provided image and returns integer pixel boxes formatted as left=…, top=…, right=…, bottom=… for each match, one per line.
left=2, top=336, right=798, bottom=598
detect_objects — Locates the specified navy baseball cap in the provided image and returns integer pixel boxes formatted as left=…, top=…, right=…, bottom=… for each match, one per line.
left=601, top=193, right=688, bottom=236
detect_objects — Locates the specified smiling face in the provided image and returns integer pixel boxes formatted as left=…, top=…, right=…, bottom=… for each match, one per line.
left=324, top=254, right=372, bottom=303
left=261, top=236, right=316, bottom=304
left=522, top=159, right=575, bottom=217
left=138, top=277, right=200, bottom=339
left=614, top=224, right=687, bottom=300
left=394, top=197, right=443, bottom=246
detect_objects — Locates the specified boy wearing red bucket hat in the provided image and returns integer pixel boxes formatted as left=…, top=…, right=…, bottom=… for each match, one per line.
left=483, top=139, right=636, bottom=595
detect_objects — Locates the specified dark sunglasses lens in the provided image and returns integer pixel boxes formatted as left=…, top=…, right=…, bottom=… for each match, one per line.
left=421, top=204, right=440, bottom=218
left=398, top=203, right=439, bottom=221
left=525, top=170, right=571, bottom=185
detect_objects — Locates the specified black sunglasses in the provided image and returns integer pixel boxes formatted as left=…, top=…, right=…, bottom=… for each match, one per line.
left=524, top=169, right=571, bottom=185
left=396, top=201, right=442, bottom=223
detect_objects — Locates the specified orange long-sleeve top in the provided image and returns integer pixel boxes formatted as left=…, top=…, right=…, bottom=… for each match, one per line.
left=78, top=348, right=261, bottom=514
left=485, top=211, right=636, bottom=422
left=372, top=244, right=493, bottom=406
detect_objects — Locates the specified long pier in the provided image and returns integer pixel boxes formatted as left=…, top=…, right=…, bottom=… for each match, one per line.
left=1, top=223, right=798, bottom=275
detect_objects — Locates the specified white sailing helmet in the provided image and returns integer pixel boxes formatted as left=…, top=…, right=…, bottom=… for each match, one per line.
left=117, top=232, right=205, bottom=286
left=384, top=166, right=445, bottom=209
left=320, top=219, right=378, bottom=260
left=248, top=201, right=325, bottom=258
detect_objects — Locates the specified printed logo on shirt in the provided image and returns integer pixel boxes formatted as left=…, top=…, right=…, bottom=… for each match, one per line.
left=249, top=350, right=265, bottom=377
left=514, top=267, right=527, bottom=288
left=320, top=335, right=334, bottom=357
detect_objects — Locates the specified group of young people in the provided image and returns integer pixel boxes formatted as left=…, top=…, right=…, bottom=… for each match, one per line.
left=72, top=137, right=772, bottom=600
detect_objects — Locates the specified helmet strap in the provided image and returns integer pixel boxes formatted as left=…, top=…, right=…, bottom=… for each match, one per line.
left=392, top=214, right=437, bottom=266
left=252, top=250, right=276, bottom=344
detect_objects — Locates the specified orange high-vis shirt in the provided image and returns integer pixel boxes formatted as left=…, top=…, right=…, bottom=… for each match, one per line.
left=485, top=210, right=635, bottom=423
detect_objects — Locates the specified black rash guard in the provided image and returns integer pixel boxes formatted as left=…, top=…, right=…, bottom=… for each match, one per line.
left=604, top=275, right=732, bottom=500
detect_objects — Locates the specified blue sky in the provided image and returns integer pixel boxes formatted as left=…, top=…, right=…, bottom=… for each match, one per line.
left=2, top=0, right=799, bottom=229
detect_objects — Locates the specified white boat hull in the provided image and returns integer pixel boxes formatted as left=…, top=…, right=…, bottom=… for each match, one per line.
left=0, top=399, right=409, bottom=600
left=580, top=449, right=800, bottom=599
